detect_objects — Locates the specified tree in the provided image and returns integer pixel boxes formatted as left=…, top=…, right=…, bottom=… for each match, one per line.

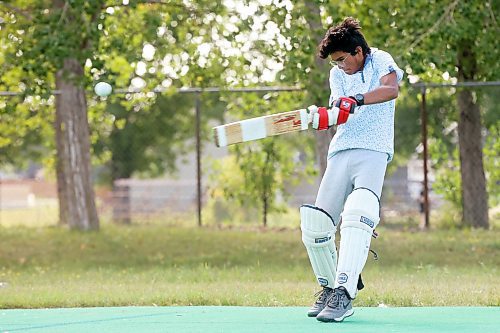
left=366, top=0, right=499, bottom=228
left=235, top=1, right=498, bottom=229
left=5, top=1, right=494, bottom=230
left=1, top=1, right=107, bottom=230
left=209, top=90, right=316, bottom=226
left=0, top=0, right=251, bottom=229
left=100, top=94, right=194, bottom=181
left=426, top=86, right=500, bottom=221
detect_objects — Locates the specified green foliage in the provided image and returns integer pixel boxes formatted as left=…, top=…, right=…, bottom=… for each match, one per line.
left=370, top=0, right=500, bottom=81
left=425, top=86, right=499, bottom=220
left=0, top=0, right=256, bottom=180
left=431, top=143, right=462, bottom=209
left=0, top=95, right=54, bottom=168
left=1, top=0, right=499, bottom=224
left=0, top=5, right=56, bottom=167
left=479, top=89, right=500, bottom=208
left=208, top=90, right=317, bottom=225
left=389, top=88, right=422, bottom=172
left=92, top=93, right=195, bottom=181
left=360, top=0, right=499, bottom=219
left=484, top=127, right=500, bottom=207
left=431, top=202, right=464, bottom=229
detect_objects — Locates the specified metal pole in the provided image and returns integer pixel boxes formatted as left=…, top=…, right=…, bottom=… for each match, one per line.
left=1, top=81, right=499, bottom=97
left=420, top=87, right=430, bottom=229
left=0, top=86, right=303, bottom=97
left=195, top=94, right=202, bottom=227
left=412, top=81, right=500, bottom=88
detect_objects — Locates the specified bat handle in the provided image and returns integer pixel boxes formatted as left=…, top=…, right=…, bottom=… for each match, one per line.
left=306, top=105, right=318, bottom=123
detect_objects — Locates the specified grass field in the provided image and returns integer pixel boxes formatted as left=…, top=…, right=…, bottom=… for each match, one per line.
left=0, top=222, right=498, bottom=309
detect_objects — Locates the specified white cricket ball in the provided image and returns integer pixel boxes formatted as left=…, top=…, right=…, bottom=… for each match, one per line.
left=94, top=82, right=112, bottom=97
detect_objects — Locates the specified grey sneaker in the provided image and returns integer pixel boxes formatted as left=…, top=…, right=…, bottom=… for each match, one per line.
left=316, top=287, right=354, bottom=322
left=307, top=287, right=334, bottom=317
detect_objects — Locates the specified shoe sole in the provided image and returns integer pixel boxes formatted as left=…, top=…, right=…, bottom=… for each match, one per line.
left=307, top=306, right=326, bottom=317
left=316, top=309, right=354, bottom=322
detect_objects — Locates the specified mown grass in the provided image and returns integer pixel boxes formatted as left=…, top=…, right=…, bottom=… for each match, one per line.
left=0, top=223, right=498, bottom=308
left=0, top=203, right=59, bottom=228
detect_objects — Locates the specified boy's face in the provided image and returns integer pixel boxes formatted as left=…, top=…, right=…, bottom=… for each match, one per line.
left=330, top=46, right=365, bottom=75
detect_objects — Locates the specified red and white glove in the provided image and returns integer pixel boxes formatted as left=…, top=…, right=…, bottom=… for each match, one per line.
left=334, top=96, right=357, bottom=124
left=308, top=96, right=357, bottom=131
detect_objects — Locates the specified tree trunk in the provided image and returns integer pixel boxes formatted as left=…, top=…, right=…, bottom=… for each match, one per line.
left=456, top=45, right=489, bottom=228
left=55, top=58, right=99, bottom=230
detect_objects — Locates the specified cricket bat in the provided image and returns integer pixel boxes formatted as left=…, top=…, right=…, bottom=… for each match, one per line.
left=213, top=109, right=310, bottom=147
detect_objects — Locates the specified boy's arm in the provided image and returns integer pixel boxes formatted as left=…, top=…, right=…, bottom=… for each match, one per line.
left=361, top=71, right=400, bottom=105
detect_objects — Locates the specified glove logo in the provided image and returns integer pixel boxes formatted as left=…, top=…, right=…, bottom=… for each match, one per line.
left=341, top=101, right=351, bottom=109
left=338, top=273, right=348, bottom=284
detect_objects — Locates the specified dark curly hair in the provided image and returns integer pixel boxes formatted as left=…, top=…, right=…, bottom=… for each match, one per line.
left=317, top=17, right=371, bottom=59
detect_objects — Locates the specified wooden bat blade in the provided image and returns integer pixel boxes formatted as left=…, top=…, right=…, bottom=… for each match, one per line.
left=213, top=109, right=309, bottom=147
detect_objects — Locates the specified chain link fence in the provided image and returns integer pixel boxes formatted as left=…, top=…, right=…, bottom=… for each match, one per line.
left=1, top=83, right=498, bottom=228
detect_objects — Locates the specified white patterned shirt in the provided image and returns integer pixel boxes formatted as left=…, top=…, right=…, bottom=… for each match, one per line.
left=327, top=48, right=404, bottom=162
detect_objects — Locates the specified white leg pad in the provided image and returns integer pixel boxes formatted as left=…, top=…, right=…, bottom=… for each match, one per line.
left=300, top=204, right=337, bottom=288
left=334, top=188, right=380, bottom=298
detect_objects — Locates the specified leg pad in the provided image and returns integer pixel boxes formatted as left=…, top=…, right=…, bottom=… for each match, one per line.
left=334, top=188, right=380, bottom=297
left=300, top=204, right=338, bottom=288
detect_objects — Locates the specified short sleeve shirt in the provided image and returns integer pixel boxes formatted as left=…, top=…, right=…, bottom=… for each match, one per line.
left=327, top=48, right=404, bottom=162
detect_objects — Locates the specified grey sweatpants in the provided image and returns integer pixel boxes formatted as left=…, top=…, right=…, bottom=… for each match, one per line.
left=315, top=149, right=388, bottom=226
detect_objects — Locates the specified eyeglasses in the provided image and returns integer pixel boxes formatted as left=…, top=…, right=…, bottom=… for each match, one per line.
left=329, top=53, right=353, bottom=67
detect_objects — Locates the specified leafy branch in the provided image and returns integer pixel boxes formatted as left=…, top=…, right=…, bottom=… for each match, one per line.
left=104, top=0, right=190, bottom=11
left=409, top=0, right=459, bottom=50
left=0, top=1, right=33, bottom=20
